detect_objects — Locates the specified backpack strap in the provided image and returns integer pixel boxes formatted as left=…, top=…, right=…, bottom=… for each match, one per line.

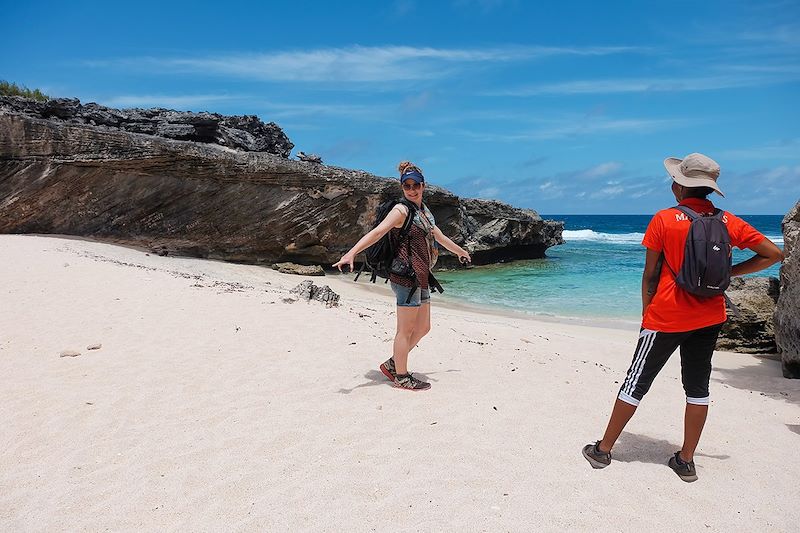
left=675, top=204, right=723, bottom=220
left=674, top=205, right=699, bottom=220
left=353, top=261, right=366, bottom=282
left=398, top=199, right=417, bottom=240
left=405, top=277, right=418, bottom=304
left=428, top=272, right=444, bottom=294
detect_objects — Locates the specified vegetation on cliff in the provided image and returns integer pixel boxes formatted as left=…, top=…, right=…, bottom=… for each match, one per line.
left=0, top=80, right=49, bottom=101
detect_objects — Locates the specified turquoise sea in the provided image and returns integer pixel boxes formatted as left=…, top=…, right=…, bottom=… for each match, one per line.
left=437, top=214, right=785, bottom=323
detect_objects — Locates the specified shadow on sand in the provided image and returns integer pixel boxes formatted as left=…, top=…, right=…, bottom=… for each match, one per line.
left=613, top=432, right=730, bottom=464
left=712, top=355, right=800, bottom=407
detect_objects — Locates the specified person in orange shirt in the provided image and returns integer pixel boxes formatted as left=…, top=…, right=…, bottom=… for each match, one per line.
left=582, top=153, right=784, bottom=482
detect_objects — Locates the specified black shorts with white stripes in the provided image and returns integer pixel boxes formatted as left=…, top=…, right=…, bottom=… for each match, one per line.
left=618, top=322, right=724, bottom=407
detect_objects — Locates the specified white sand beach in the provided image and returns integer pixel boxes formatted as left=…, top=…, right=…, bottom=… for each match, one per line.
left=1, top=234, right=798, bottom=532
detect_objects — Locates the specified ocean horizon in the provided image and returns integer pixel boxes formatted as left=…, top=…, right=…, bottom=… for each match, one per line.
left=437, top=214, right=784, bottom=322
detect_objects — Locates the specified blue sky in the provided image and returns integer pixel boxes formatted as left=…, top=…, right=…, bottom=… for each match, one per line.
left=2, top=0, right=798, bottom=214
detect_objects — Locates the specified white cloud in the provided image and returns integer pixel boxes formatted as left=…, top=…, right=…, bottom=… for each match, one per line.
left=758, top=165, right=800, bottom=184
left=252, top=101, right=385, bottom=119
left=581, top=162, right=622, bottom=179
left=90, top=44, right=641, bottom=83
left=720, top=138, right=800, bottom=160
left=457, top=117, right=684, bottom=142
left=453, top=0, right=517, bottom=11
left=100, top=94, right=236, bottom=110
left=477, top=187, right=501, bottom=198
left=489, top=72, right=800, bottom=96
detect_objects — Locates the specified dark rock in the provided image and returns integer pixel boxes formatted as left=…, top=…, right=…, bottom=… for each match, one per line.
left=0, top=99, right=563, bottom=267
left=42, top=98, right=80, bottom=120
left=79, top=102, right=125, bottom=127
left=717, top=277, right=779, bottom=353
left=297, top=151, right=323, bottom=164
left=273, top=262, right=325, bottom=276
left=289, top=280, right=340, bottom=307
left=776, top=201, right=800, bottom=378
left=0, top=95, right=293, bottom=157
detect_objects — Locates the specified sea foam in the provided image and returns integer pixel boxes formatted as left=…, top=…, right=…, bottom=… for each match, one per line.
left=563, top=230, right=785, bottom=246
left=563, top=229, right=645, bottom=244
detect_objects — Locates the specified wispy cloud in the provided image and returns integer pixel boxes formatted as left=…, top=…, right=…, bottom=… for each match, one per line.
left=457, top=117, right=684, bottom=141
left=738, top=24, right=800, bottom=48
left=392, top=0, right=416, bottom=16
left=88, top=44, right=642, bottom=83
left=720, top=138, right=800, bottom=160
left=477, top=186, right=501, bottom=198
left=488, top=71, right=800, bottom=96
left=452, top=0, right=518, bottom=12
left=99, top=94, right=237, bottom=110
left=581, top=162, right=622, bottom=179
left=251, top=101, right=387, bottom=119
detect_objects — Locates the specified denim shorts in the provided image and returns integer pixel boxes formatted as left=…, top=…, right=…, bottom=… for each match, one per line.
left=390, top=281, right=430, bottom=307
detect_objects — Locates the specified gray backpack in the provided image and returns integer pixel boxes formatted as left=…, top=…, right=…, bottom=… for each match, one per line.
left=665, top=205, right=732, bottom=297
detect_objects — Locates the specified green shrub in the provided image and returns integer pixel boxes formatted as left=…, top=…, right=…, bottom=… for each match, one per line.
left=0, top=80, right=50, bottom=101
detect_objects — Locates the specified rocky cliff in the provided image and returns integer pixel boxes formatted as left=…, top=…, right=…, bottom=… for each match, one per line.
left=0, top=97, right=563, bottom=267
left=775, top=201, right=800, bottom=378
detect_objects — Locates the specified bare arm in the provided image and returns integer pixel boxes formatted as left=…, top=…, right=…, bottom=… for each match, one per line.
left=731, top=238, right=784, bottom=277
left=431, top=226, right=471, bottom=264
left=641, top=248, right=662, bottom=315
left=332, top=206, right=406, bottom=272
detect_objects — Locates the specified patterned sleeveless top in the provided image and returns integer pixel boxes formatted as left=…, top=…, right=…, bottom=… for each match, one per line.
left=389, top=203, right=436, bottom=289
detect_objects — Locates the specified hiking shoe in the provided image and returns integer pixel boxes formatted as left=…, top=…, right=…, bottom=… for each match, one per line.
left=379, top=358, right=396, bottom=381
left=582, top=441, right=611, bottom=469
left=668, top=452, right=698, bottom=482
left=393, top=373, right=431, bottom=391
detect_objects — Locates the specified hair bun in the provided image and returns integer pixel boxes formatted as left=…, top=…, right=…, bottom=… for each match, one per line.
left=398, top=160, right=421, bottom=176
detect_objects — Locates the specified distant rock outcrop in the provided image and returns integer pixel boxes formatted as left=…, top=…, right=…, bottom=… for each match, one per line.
left=0, top=97, right=563, bottom=268
left=296, top=151, right=323, bottom=164
left=717, top=277, right=779, bottom=354
left=0, top=96, right=293, bottom=156
left=775, top=201, right=800, bottom=378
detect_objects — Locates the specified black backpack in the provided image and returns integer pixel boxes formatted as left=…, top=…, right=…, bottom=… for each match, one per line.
left=665, top=205, right=732, bottom=297
left=354, top=198, right=417, bottom=284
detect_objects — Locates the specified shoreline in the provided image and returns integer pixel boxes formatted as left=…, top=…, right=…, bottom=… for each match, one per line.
left=32, top=233, right=642, bottom=331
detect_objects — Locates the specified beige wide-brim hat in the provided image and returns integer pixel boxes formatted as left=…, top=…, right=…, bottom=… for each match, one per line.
left=664, top=152, right=725, bottom=197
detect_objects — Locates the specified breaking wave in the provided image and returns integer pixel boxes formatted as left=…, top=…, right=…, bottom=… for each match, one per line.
left=563, top=229, right=645, bottom=244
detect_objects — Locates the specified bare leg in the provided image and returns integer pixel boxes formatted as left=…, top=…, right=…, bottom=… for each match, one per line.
left=680, top=404, right=708, bottom=462
left=598, top=399, right=638, bottom=453
left=393, top=306, right=419, bottom=375
left=407, top=302, right=431, bottom=352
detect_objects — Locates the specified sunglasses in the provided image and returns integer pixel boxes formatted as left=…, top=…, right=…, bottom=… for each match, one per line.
left=402, top=182, right=422, bottom=191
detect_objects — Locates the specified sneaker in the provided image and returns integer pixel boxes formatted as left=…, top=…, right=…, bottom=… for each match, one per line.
left=668, top=452, right=698, bottom=482
left=379, top=358, right=396, bottom=381
left=582, top=441, right=611, bottom=469
left=393, top=373, right=431, bottom=391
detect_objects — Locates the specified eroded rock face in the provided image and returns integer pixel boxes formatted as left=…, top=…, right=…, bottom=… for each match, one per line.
left=0, top=96, right=294, bottom=156
left=775, top=201, right=800, bottom=378
left=717, top=277, right=779, bottom=353
left=0, top=103, right=563, bottom=268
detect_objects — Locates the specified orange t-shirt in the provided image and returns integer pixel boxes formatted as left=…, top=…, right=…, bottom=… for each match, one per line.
left=641, top=198, right=764, bottom=332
